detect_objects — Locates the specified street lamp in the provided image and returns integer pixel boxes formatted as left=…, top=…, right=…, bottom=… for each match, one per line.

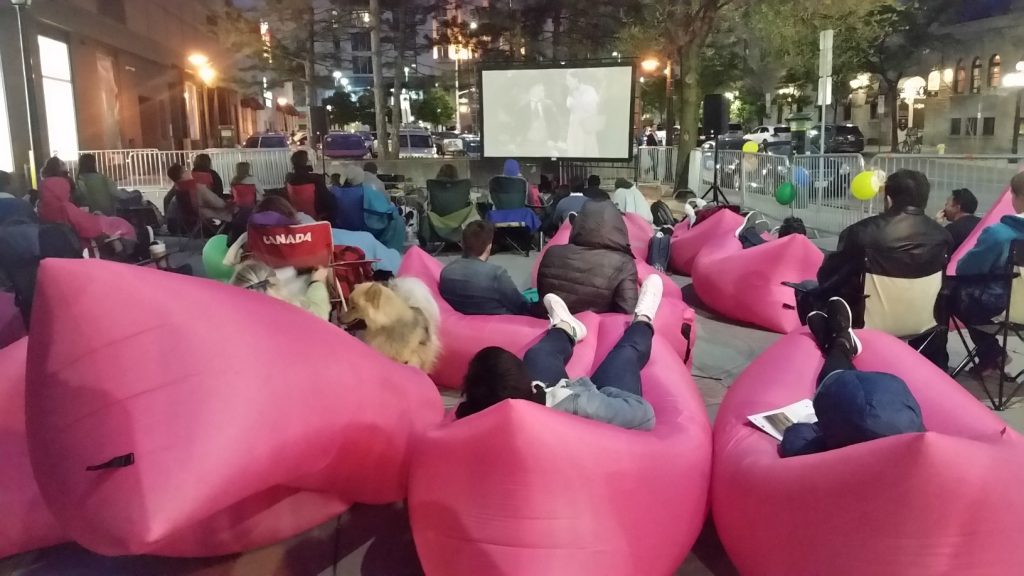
left=469, top=21, right=478, bottom=30
left=640, top=57, right=660, bottom=73
left=11, top=0, right=40, bottom=184
left=1003, top=64, right=1024, bottom=154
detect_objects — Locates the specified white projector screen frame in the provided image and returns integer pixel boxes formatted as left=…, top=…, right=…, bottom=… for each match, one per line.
left=479, top=62, right=638, bottom=162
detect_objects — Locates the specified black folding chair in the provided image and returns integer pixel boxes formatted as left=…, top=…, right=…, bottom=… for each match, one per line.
left=488, top=176, right=536, bottom=256
left=422, top=179, right=473, bottom=254
left=948, top=239, right=1024, bottom=410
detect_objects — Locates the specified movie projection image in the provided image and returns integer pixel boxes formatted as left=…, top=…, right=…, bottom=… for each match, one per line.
left=481, top=65, right=634, bottom=160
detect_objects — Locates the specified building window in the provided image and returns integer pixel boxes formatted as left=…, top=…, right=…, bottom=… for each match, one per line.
left=333, top=37, right=341, bottom=52
left=843, top=102, right=852, bottom=121
left=954, top=60, right=966, bottom=94
left=353, top=55, right=372, bottom=75
left=96, top=0, right=126, bottom=24
left=950, top=118, right=961, bottom=135
left=965, top=116, right=978, bottom=136
left=38, top=35, right=80, bottom=157
left=970, top=57, right=982, bottom=94
left=351, top=31, right=370, bottom=52
left=0, top=50, right=12, bottom=171
left=983, top=117, right=996, bottom=136
left=989, top=54, right=1001, bottom=88
left=869, top=100, right=878, bottom=120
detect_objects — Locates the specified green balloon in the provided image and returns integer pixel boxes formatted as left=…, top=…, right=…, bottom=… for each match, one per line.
left=202, top=235, right=235, bottom=282
left=775, top=182, right=797, bottom=206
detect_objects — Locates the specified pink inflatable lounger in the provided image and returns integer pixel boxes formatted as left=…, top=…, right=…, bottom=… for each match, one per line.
left=409, top=314, right=713, bottom=576
left=0, top=338, right=65, bottom=558
left=669, top=209, right=746, bottom=276
left=401, top=247, right=598, bottom=389
left=713, top=329, right=1024, bottom=576
left=947, top=184, right=1014, bottom=275
left=25, top=260, right=444, bottom=557
left=692, top=233, right=823, bottom=333
left=530, top=221, right=696, bottom=365
left=0, top=291, right=25, bottom=349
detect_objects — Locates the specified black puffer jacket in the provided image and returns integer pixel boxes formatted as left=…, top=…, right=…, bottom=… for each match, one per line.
left=818, top=206, right=952, bottom=324
left=538, top=200, right=639, bottom=314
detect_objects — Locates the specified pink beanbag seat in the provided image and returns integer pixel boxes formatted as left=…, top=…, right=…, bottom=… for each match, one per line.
left=25, top=260, right=443, bottom=557
left=409, top=314, right=712, bottom=576
left=713, top=329, right=1024, bottom=576
left=948, top=184, right=1014, bottom=274
left=0, top=338, right=65, bottom=558
left=0, top=292, right=25, bottom=349
left=692, top=233, right=823, bottom=333
left=401, top=247, right=596, bottom=388
left=669, top=209, right=746, bottom=276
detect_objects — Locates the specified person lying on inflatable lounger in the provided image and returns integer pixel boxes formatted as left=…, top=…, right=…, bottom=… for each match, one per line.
left=781, top=297, right=926, bottom=457
left=454, top=276, right=665, bottom=431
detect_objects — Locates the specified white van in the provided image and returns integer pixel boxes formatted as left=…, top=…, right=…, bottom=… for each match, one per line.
left=372, top=128, right=438, bottom=158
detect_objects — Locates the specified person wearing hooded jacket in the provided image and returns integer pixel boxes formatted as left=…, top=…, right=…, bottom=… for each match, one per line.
left=537, top=198, right=639, bottom=314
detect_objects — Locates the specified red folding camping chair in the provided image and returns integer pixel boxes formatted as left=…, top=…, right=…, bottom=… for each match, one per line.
left=192, top=171, right=215, bottom=189
left=246, top=221, right=375, bottom=314
left=286, top=183, right=318, bottom=219
left=231, top=183, right=258, bottom=209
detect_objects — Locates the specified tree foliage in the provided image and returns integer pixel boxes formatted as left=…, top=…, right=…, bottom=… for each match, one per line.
left=414, top=88, right=456, bottom=128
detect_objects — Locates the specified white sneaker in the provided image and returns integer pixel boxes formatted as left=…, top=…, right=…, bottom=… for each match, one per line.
left=543, top=294, right=587, bottom=342
left=634, top=275, right=664, bottom=324
left=687, top=198, right=707, bottom=210
left=683, top=204, right=697, bottom=226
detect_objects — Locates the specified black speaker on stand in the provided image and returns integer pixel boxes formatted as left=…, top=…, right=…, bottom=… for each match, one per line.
left=309, top=105, right=329, bottom=174
left=700, top=94, right=731, bottom=205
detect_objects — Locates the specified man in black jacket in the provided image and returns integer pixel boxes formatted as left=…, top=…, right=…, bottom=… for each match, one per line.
left=797, top=170, right=952, bottom=367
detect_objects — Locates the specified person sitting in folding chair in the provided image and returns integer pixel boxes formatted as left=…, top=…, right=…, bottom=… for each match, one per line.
left=950, top=173, right=1024, bottom=378
left=343, top=164, right=406, bottom=253
left=285, top=150, right=335, bottom=222
left=791, top=170, right=951, bottom=368
left=167, top=163, right=240, bottom=235
left=487, top=167, right=542, bottom=256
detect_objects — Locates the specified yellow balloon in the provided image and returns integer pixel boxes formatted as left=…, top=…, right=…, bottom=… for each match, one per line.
left=742, top=140, right=759, bottom=154
left=851, top=170, right=880, bottom=201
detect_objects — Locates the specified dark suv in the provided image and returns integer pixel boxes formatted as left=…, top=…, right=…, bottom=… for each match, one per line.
left=810, top=124, right=865, bottom=153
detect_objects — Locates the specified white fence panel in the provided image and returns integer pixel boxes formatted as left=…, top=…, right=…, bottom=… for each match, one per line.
left=869, top=154, right=1024, bottom=217
left=636, top=146, right=676, bottom=184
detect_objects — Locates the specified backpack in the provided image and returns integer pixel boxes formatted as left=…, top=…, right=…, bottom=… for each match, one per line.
left=651, top=201, right=676, bottom=228
left=779, top=216, right=808, bottom=238
left=647, top=232, right=671, bottom=272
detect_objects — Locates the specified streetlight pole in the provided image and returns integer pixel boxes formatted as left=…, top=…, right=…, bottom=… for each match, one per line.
left=664, top=61, right=674, bottom=147
left=12, top=0, right=40, bottom=185
left=1002, top=63, right=1024, bottom=155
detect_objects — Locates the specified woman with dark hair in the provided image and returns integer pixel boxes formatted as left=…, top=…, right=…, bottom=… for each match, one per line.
left=192, top=153, right=225, bottom=197
left=436, top=163, right=460, bottom=180
left=75, top=153, right=129, bottom=215
left=284, top=150, right=334, bottom=222
left=455, top=277, right=663, bottom=430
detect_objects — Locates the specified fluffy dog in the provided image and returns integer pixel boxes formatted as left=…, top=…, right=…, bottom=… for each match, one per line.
left=342, top=277, right=441, bottom=372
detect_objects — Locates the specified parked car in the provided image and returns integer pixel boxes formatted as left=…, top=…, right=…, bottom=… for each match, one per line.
left=724, top=123, right=745, bottom=138
left=357, top=131, right=374, bottom=148
left=460, top=134, right=481, bottom=159
left=243, top=133, right=290, bottom=149
left=809, top=124, right=865, bottom=153
left=371, top=129, right=438, bottom=158
left=432, top=131, right=460, bottom=156
left=323, top=132, right=371, bottom=160
left=744, top=125, right=792, bottom=144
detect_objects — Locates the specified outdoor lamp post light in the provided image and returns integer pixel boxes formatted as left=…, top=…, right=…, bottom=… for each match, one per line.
left=11, top=0, right=40, bottom=184
left=640, top=57, right=674, bottom=145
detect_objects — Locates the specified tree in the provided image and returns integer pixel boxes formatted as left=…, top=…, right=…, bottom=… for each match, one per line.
left=323, top=88, right=363, bottom=126
left=369, top=0, right=390, bottom=158
left=620, top=0, right=748, bottom=189
left=415, top=88, right=456, bottom=128
left=381, top=0, right=435, bottom=159
left=214, top=0, right=344, bottom=107
left=860, top=0, right=963, bottom=151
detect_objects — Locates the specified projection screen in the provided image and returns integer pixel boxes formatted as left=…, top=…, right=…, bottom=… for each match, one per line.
left=480, top=64, right=636, bottom=161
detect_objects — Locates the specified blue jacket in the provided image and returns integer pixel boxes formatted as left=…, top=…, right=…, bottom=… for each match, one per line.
left=781, top=370, right=924, bottom=457
left=439, top=257, right=531, bottom=316
left=0, top=196, right=36, bottom=226
left=956, top=215, right=1024, bottom=310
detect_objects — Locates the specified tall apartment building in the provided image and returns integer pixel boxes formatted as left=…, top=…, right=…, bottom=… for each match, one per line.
left=0, top=0, right=253, bottom=179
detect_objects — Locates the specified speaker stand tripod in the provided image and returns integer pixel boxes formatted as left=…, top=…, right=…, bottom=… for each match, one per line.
left=701, top=134, right=731, bottom=206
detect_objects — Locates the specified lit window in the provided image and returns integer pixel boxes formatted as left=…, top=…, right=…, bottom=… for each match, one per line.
left=38, top=36, right=79, bottom=158
left=184, top=82, right=201, bottom=140
left=0, top=50, right=12, bottom=171
left=989, top=54, right=1001, bottom=88
left=970, top=57, right=982, bottom=94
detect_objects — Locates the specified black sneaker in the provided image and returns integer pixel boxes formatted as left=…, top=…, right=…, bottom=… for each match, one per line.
left=826, top=297, right=862, bottom=357
left=806, top=311, right=830, bottom=352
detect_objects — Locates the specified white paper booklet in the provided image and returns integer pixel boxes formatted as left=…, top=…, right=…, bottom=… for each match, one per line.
left=747, top=399, right=817, bottom=441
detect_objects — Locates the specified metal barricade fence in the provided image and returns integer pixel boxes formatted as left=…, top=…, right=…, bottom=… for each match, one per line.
left=869, top=154, right=1024, bottom=217
left=66, top=149, right=292, bottom=208
left=636, top=146, right=676, bottom=184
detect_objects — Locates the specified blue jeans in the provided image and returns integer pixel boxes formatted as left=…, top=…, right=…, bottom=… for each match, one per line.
left=523, top=322, right=653, bottom=396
